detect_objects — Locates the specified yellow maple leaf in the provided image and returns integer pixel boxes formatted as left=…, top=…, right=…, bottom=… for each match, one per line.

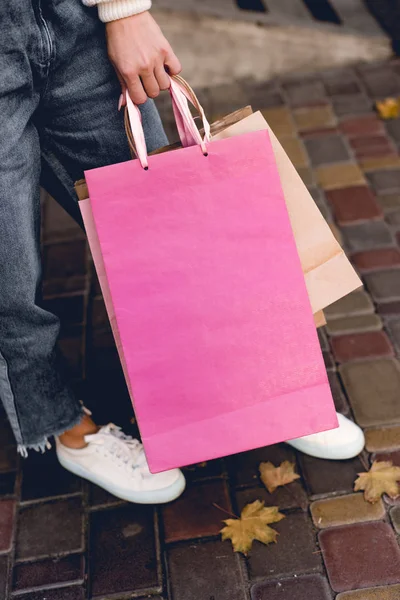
left=221, top=500, right=284, bottom=555
left=376, top=98, right=400, bottom=120
left=354, top=460, right=400, bottom=503
left=259, top=461, right=300, bottom=494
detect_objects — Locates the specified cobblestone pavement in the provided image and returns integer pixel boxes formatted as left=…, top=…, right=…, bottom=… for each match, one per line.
left=2, top=59, right=400, bottom=600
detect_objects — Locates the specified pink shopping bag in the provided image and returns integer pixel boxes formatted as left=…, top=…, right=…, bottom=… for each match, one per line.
left=83, top=78, right=337, bottom=473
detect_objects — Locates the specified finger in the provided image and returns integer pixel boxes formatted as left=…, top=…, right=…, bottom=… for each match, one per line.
left=140, top=71, right=160, bottom=99
left=125, top=76, right=148, bottom=105
left=113, top=70, right=127, bottom=109
left=155, top=64, right=170, bottom=91
left=164, top=50, right=182, bottom=76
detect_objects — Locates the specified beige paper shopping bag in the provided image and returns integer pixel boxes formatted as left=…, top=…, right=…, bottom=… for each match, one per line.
left=76, top=98, right=359, bottom=320
left=213, top=112, right=362, bottom=314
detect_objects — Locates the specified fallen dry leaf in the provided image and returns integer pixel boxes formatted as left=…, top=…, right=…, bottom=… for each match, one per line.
left=221, top=500, right=284, bottom=555
left=260, top=461, right=300, bottom=494
left=376, top=98, right=400, bottom=120
left=354, top=460, right=400, bottom=503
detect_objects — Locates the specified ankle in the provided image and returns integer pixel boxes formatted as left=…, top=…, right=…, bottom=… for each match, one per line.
left=59, top=414, right=99, bottom=449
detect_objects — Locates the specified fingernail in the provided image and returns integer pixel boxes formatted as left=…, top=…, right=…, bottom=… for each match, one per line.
left=118, top=94, right=124, bottom=111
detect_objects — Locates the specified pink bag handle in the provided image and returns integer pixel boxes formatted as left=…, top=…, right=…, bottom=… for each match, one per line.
left=125, top=74, right=211, bottom=170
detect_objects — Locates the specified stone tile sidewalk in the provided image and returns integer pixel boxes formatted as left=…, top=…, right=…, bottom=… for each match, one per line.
left=2, top=59, right=400, bottom=599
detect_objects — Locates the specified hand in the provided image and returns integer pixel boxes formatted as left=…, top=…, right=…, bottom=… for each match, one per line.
left=106, top=11, right=182, bottom=105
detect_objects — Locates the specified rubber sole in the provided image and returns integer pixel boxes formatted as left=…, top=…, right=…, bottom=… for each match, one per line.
left=286, top=432, right=365, bottom=460
left=57, top=453, right=186, bottom=504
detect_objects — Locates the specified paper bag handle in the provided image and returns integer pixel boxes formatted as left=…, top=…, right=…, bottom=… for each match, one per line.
left=124, top=74, right=211, bottom=169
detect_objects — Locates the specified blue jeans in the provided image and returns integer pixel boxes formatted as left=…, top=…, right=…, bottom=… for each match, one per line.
left=0, top=0, right=168, bottom=452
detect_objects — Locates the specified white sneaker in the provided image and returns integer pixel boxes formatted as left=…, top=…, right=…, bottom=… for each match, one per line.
left=285, top=413, right=365, bottom=460
left=55, top=424, right=186, bottom=504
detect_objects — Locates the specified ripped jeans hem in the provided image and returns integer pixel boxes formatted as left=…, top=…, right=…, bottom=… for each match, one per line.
left=17, top=404, right=86, bottom=457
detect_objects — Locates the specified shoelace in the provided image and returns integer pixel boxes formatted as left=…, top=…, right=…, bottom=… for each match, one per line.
left=86, top=423, right=147, bottom=475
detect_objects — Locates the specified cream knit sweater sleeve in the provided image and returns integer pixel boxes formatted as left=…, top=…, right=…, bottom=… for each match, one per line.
left=82, top=0, right=151, bottom=23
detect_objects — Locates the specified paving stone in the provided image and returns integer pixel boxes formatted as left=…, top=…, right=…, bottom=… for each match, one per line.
left=293, top=106, right=336, bottom=132
left=322, top=67, right=358, bottom=84
left=378, top=193, right=400, bottom=213
left=16, top=497, right=84, bottom=561
left=361, top=156, right=400, bottom=173
left=304, top=135, right=350, bottom=166
left=373, top=450, right=400, bottom=466
left=0, top=445, right=18, bottom=474
left=168, top=540, right=246, bottom=600
left=300, top=126, right=339, bottom=139
left=251, top=574, right=333, bottom=600
left=248, top=83, right=284, bottom=109
left=0, top=472, right=16, bottom=498
left=236, top=479, right=308, bottom=513
left=17, top=587, right=85, bottom=600
left=211, top=81, right=251, bottom=115
left=325, top=80, right=362, bottom=96
left=21, top=448, right=82, bottom=502
left=0, top=419, right=15, bottom=448
left=364, top=270, right=400, bottom=302
left=339, top=115, right=384, bottom=138
left=340, top=359, right=400, bottom=427
left=308, top=186, right=332, bottom=222
left=390, top=506, right=400, bottom=534
left=352, top=249, right=400, bottom=271
left=43, top=274, right=88, bottom=297
left=91, top=295, right=109, bottom=329
left=0, top=499, right=15, bottom=553
left=365, top=426, right=400, bottom=452
left=248, top=511, right=322, bottom=580
left=386, top=209, right=400, bottom=228
left=377, top=301, right=400, bottom=316
left=342, top=222, right=394, bottom=252
left=88, top=483, right=124, bottom=509
left=316, top=164, right=366, bottom=191
left=360, top=66, right=400, bottom=98
left=331, top=332, right=394, bottom=363
left=332, top=95, right=373, bottom=118
left=280, top=137, right=308, bottom=168
left=355, top=145, right=397, bottom=160
left=89, top=504, right=160, bottom=597
left=58, top=332, right=84, bottom=379
left=299, top=454, right=364, bottom=499
left=320, top=522, right=400, bottom=592
left=297, top=167, right=314, bottom=187
left=0, top=555, right=9, bottom=600
left=182, top=458, right=226, bottom=483
left=283, top=80, right=327, bottom=107
left=350, top=134, right=395, bottom=153
left=44, top=240, right=87, bottom=280
left=367, top=169, right=400, bottom=194
left=310, top=493, right=385, bottom=529
left=162, top=480, right=231, bottom=543
left=325, top=186, right=382, bottom=224
left=43, top=197, right=85, bottom=243
left=386, top=118, right=400, bottom=145
left=43, top=294, right=86, bottom=325
left=337, top=585, right=400, bottom=599
left=13, top=554, right=85, bottom=593
left=261, top=107, right=295, bottom=138
left=385, top=318, right=400, bottom=354
left=326, top=371, right=348, bottom=415
left=326, top=315, right=383, bottom=336
left=324, top=291, right=374, bottom=319
left=228, top=444, right=296, bottom=488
